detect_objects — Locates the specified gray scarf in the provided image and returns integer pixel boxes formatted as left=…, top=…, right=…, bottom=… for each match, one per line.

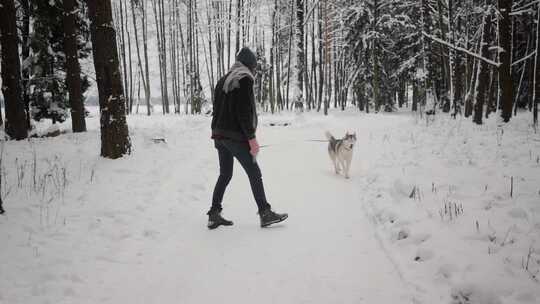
left=223, top=62, right=255, bottom=94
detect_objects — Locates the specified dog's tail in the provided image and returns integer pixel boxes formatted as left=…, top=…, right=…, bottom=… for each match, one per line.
left=325, top=131, right=335, bottom=142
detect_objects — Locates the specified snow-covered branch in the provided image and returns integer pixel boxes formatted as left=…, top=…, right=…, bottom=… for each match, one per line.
left=512, top=0, right=540, bottom=13
left=422, top=32, right=501, bottom=68
left=512, top=51, right=537, bottom=66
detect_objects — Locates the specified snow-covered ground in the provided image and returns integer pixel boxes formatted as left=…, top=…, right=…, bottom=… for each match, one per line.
left=1, top=108, right=539, bottom=304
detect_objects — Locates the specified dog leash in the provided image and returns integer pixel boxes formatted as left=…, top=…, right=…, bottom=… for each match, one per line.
left=259, top=139, right=328, bottom=149
left=254, top=139, right=329, bottom=163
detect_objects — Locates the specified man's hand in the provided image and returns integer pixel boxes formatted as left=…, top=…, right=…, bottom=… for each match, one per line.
left=248, top=138, right=260, bottom=156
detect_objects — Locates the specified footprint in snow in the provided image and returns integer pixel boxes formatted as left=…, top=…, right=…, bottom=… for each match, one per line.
left=396, top=228, right=410, bottom=240
left=143, top=229, right=159, bottom=239
left=508, top=207, right=528, bottom=219
left=414, top=248, right=434, bottom=262
left=436, top=264, right=458, bottom=280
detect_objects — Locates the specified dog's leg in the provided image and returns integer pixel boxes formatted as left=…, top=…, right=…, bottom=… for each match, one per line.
left=340, top=159, right=348, bottom=178
left=344, top=159, right=350, bottom=179
left=329, top=152, right=339, bottom=174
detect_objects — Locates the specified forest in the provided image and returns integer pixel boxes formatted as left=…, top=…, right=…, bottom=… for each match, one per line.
left=0, top=0, right=538, bottom=155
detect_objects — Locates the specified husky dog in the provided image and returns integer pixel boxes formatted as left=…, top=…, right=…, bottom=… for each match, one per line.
left=325, top=131, right=357, bottom=179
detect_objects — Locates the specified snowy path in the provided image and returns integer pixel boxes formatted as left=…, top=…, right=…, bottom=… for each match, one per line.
left=74, top=115, right=413, bottom=303
left=3, top=111, right=539, bottom=304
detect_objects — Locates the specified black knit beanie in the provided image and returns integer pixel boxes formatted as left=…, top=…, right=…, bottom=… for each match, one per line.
left=236, top=47, right=257, bottom=71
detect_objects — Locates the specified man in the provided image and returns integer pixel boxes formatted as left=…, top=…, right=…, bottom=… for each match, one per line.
left=208, top=47, right=288, bottom=229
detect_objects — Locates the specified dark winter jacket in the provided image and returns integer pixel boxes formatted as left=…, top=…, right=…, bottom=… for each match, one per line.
left=211, top=64, right=258, bottom=141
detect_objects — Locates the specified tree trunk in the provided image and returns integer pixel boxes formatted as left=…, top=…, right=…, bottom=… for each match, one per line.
left=296, top=0, right=305, bottom=101
left=534, top=4, right=540, bottom=126
left=447, top=0, right=455, bottom=113
left=286, top=0, right=295, bottom=109
left=465, top=56, right=478, bottom=117
left=88, top=0, right=131, bottom=159
left=498, top=0, right=513, bottom=122
left=235, top=0, right=242, bottom=55
left=372, top=0, right=381, bottom=111
left=473, top=4, right=492, bottom=125
left=124, top=0, right=134, bottom=113
left=317, top=0, right=324, bottom=112
left=227, top=0, right=232, bottom=68
left=151, top=0, right=166, bottom=114
left=412, top=80, right=419, bottom=112
left=131, top=1, right=148, bottom=115
left=160, top=0, right=169, bottom=113
left=453, top=10, right=464, bottom=117
left=117, top=0, right=130, bottom=114
left=63, top=0, right=87, bottom=132
left=311, top=6, right=318, bottom=111
left=0, top=0, right=28, bottom=140
left=188, top=0, right=194, bottom=113
left=141, top=2, right=152, bottom=115
left=20, top=0, right=31, bottom=130
left=420, top=0, right=434, bottom=108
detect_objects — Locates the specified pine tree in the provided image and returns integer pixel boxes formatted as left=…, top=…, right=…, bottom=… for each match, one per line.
left=345, top=0, right=408, bottom=112
left=29, top=0, right=91, bottom=124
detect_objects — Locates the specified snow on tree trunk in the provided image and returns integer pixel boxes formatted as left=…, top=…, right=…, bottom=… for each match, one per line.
left=0, top=0, right=29, bottom=140
left=88, top=0, right=131, bottom=159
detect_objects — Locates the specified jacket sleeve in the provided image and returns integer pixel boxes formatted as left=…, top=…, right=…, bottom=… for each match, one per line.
left=234, top=77, right=256, bottom=140
left=211, top=81, right=221, bottom=130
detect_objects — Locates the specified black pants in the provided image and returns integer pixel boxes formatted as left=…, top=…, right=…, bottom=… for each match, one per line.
left=209, top=139, right=271, bottom=215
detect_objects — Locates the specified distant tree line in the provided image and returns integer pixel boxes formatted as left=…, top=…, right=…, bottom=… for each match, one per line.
left=112, top=0, right=539, bottom=126
left=343, top=0, right=538, bottom=126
